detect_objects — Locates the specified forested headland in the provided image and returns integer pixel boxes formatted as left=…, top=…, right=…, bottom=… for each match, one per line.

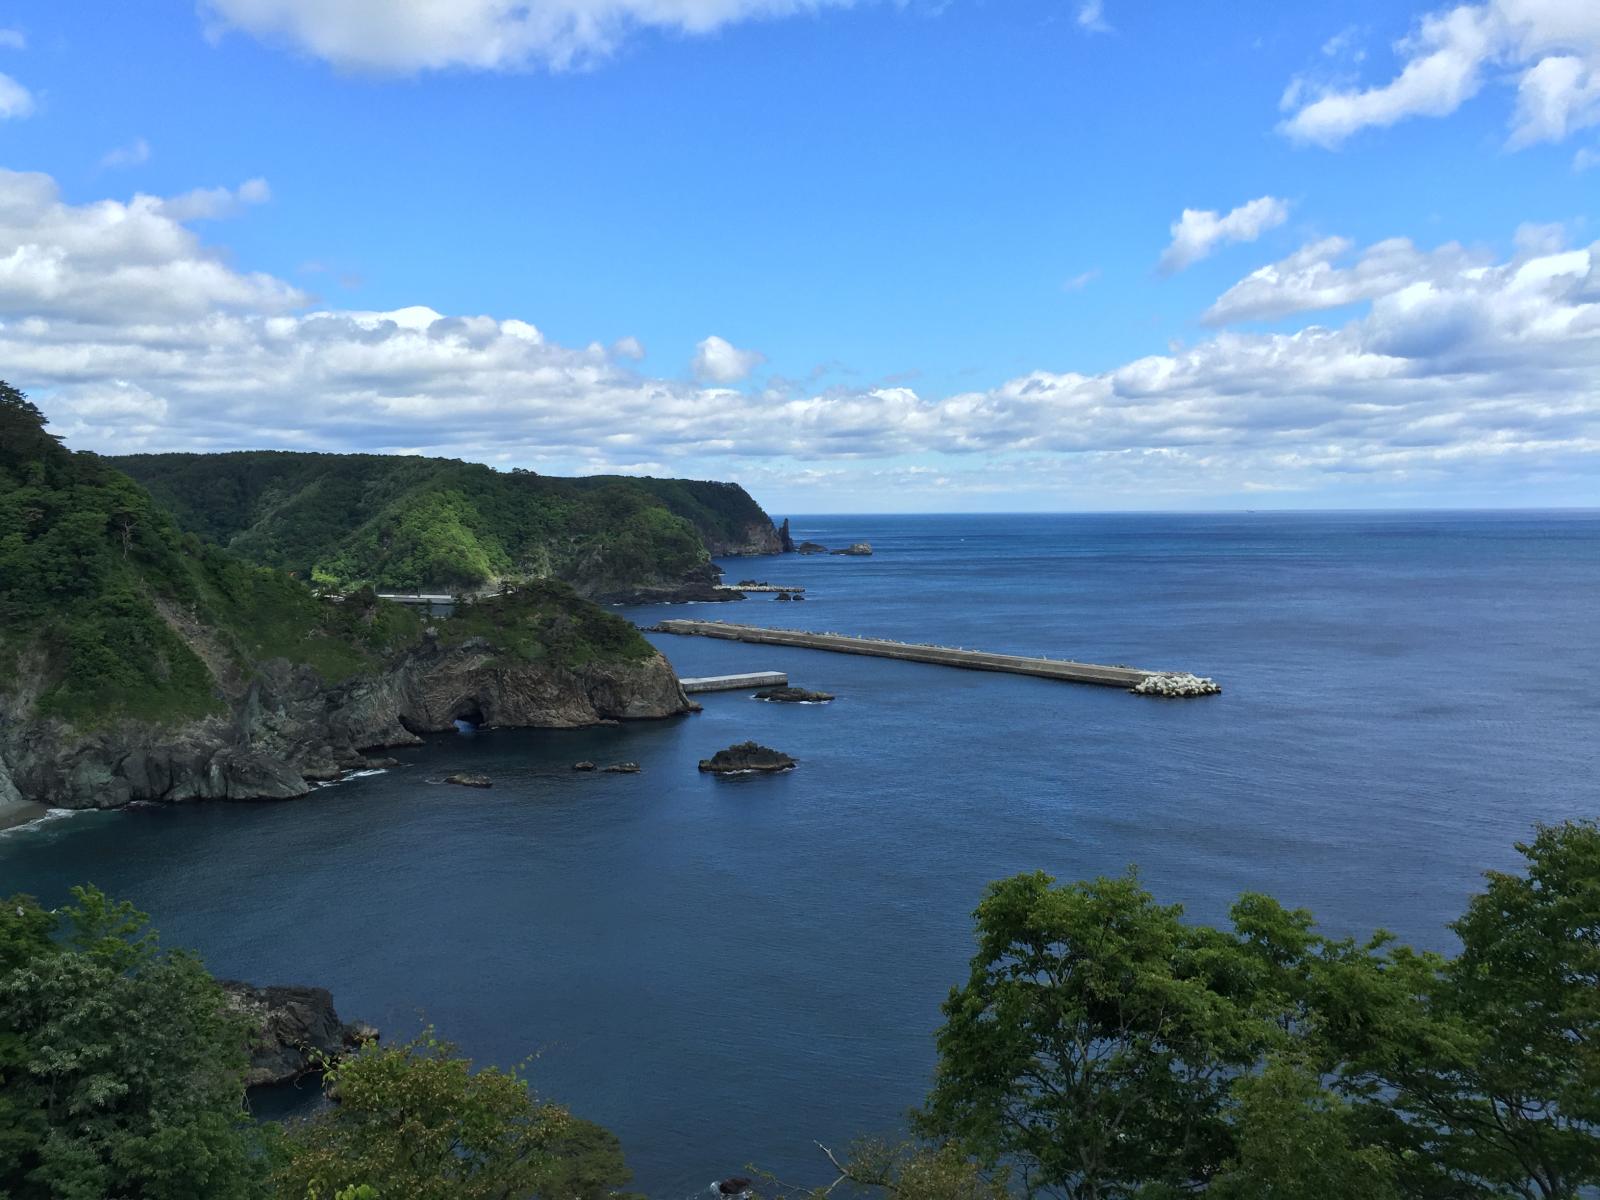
left=0, top=384, right=689, bottom=811
left=114, top=450, right=784, bottom=598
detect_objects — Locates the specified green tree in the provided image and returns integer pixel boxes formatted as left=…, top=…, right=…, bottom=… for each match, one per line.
left=1327, top=822, right=1600, bottom=1200
left=273, top=1031, right=635, bottom=1200
left=1209, top=1056, right=1397, bottom=1200
left=0, top=887, right=266, bottom=1200
left=917, top=870, right=1292, bottom=1198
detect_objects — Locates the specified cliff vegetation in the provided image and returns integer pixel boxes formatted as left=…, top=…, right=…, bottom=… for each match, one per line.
left=113, top=450, right=783, bottom=597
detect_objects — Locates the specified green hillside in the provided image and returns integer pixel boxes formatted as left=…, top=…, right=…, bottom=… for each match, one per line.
left=113, top=451, right=780, bottom=596
left=0, top=387, right=651, bottom=730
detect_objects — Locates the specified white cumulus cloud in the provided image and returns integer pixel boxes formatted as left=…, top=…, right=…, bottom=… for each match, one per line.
left=1281, top=1, right=1600, bottom=149
left=1159, top=197, right=1290, bottom=274
left=101, top=138, right=153, bottom=169
left=0, top=71, right=32, bottom=119
left=693, top=334, right=765, bottom=383
left=0, top=168, right=1596, bottom=505
left=201, top=0, right=856, bottom=73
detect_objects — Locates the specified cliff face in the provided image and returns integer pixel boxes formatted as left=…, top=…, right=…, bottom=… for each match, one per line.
left=0, top=389, right=694, bottom=814
left=700, top=518, right=785, bottom=557
left=2, top=638, right=690, bottom=811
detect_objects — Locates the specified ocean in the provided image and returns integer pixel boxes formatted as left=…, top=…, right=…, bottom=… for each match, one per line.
left=3, top=511, right=1597, bottom=1196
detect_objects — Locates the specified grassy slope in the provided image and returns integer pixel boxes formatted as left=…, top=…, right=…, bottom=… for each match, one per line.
left=114, top=452, right=777, bottom=593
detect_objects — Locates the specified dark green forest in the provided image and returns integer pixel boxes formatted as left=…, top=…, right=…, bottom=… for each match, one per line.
left=114, top=451, right=779, bottom=595
left=6, top=822, right=1600, bottom=1198
left=0, top=386, right=653, bottom=728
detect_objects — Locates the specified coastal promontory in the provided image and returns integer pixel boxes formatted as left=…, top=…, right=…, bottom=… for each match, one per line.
left=0, top=387, right=692, bottom=815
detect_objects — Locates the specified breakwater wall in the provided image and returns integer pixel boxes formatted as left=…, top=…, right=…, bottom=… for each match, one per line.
left=680, top=672, right=789, bottom=694
left=652, top=620, right=1215, bottom=692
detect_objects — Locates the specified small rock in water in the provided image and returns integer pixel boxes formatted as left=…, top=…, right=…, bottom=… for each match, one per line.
left=775, top=590, right=793, bottom=601
left=444, top=773, right=493, bottom=788
left=829, top=541, right=873, bottom=556
left=1130, top=672, right=1222, bottom=698
left=602, top=762, right=641, bottom=774
left=754, top=686, right=835, bottom=703
left=718, top=1179, right=754, bottom=1197
left=699, top=741, right=797, bottom=774
left=572, top=761, right=596, bottom=771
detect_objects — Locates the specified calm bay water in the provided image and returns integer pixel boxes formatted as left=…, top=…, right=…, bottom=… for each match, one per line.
left=3, top=512, right=1597, bottom=1195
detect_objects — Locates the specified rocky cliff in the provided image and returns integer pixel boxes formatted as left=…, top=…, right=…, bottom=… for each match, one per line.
left=1, top=635, right=689, bottom=810
left=0, top=388, right=692, bottom=814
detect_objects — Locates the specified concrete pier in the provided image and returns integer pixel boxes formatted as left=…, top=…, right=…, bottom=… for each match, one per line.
left=680, top=671, right=789, bottom=694
left=655, top=620, right=1203, bottom=691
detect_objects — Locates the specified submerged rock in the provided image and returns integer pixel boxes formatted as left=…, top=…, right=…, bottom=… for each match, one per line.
left=572, top=760, right=596, bottom=771
left=219, top=981, right=377, bottom=1088
left=444, top=773, right=493, bottom=788
left=603, top=762, right=641, bottom=773
left=1130, top=672, right=1222, bottom=698
left=698, top=741, right=797, bottom=774
left=719, top=1179, right=754, bottom=1197
left=754, top=686, right=835, bottom=703
left=829, top=542, right=873, bottom=556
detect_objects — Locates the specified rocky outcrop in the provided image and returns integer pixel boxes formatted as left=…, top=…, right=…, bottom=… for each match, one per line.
left=0, top=641, right=691, bottom=811
left=778, top=519, right=795, bottom=553
left=698, top=742, right=797, bottom=774
left=219, top=981, right=377, bottom=1088
left=1130, top=672, right=1222, bottom=697
left=602, top=762, right=640, bottom=773
left=700, top=519, right=784, bottom=557
left=445, top=773, right=492, bottom=788
left=796, top=541, right=828, bottom=554
left=597, top=581, right=744, bottom=605
left=755, top=686, right=834, bottom=703
left=829, top=542, right=873, bottom=556
left=573, top=760, right=596, bottom=771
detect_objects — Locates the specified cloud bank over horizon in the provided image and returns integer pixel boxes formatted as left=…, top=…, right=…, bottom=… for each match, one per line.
left=2, top=167, right=1596, bottom=510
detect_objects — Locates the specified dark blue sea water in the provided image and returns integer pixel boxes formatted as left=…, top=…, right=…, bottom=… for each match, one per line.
left=3, top=512, right=1597, bottom=1196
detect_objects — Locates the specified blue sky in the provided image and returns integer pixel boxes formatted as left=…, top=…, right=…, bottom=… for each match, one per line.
left=1, top=0, right=1597, bottom=511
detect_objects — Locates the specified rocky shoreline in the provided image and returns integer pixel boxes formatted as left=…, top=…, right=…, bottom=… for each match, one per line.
left=0, top=637, right=691, bottom=811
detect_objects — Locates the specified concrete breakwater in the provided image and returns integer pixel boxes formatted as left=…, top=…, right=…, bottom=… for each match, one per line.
left=680, top=672, right=789, bottom=694
left=652, top=620, right=1219, bottom=694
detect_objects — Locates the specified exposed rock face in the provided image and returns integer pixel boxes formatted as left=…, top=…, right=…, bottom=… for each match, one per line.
left=1130, top=672, right=1222, bottom=697
left=701, top=519, right=784, bottom=557
left=796, top=541, right=828, bottom=555
left=829, top=542, right=873, bottom=556
left=778, top=519, right=795, bottom=553
left=219, top=981, right=376, bottom=1088
left=1, top=641, right=691, bottom=810
left=445, top=773, right=492, bottom=788
left=755, top=686, right=835, bottom=703
left=698, top=741, right=797, bottom=774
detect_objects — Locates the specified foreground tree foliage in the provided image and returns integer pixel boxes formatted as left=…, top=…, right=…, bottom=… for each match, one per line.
left=0, top=887, right=266, bottom=1200
left=271, top=1033, right=636, bottom=1200
left=7, top=824, right=1600, bottom=1198
left=914, top=820, right=1600, bottom=1200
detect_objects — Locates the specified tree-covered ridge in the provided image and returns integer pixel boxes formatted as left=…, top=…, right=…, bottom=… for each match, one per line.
left=113, top=450, right=780, bottom=595
left=0, top=386, right=421, bottom=727
left=0, top=387, right=656, bottom=731
left=440, top=582, right=656, bottom=668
